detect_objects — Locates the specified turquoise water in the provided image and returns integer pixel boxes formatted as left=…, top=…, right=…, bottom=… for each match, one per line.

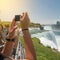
left=53, top=31, right=60, bottom=35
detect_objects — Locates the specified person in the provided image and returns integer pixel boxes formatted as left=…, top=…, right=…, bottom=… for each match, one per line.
left=0, top=24, right=5, bottom=52
left=0, top=24, right=4, bottom=45
left=0, top=12, right=37, bottom=60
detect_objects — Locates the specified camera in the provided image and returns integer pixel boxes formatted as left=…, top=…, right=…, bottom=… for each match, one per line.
left=15, top=15, right=20, bottom=21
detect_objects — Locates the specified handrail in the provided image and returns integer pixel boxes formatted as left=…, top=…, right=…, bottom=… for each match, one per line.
left=15, top=40, right=25, bottom=60
left=0, top=40, right=25, bottom=60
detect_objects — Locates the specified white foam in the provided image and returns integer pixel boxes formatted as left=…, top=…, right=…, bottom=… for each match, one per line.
left=39, top=37, right=57, bottom=49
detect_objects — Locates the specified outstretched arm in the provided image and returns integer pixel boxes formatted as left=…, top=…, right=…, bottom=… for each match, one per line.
left=20, top=12, right=37, bottom=60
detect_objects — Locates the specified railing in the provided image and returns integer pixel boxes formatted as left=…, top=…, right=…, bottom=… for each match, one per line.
left=0, top=40, right=25, bottom=60
left=15, top=40, right=25, bottom=60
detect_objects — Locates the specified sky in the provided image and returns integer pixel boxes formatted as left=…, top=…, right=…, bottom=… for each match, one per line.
left=0, top=0, right=60, bottom=24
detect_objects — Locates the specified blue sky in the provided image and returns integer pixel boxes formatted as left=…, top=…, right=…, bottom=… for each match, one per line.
left=0, top=0, right=60, bottom=24
left=27, top=0, right=60, bottom=24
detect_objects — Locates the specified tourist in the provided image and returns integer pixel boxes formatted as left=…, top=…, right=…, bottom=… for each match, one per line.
left=0, top=12, right=37, bottom=60
left=0, top=24, right=5, bottom=51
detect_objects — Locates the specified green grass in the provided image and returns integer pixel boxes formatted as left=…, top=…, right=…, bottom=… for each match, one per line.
left=20, top=36, right=60, bottom=60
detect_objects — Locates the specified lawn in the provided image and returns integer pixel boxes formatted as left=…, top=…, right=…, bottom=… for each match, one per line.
left=20, top=36, right=60, bottom=60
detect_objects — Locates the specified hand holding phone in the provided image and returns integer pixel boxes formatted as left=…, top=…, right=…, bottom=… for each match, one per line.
left=15, top=15, right=20, bottom=21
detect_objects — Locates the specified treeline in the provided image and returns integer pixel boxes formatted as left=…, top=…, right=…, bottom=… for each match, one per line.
left=29, top=22, right=41, bottom=28
left=0, top=20, right=43, bottom=29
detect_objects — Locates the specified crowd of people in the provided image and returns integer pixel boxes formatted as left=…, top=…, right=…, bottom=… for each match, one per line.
left=0, top=12, right=37, bottom=60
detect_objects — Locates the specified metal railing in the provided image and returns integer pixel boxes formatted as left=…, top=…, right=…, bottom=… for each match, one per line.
left=15, top=40, right=25, bottom=60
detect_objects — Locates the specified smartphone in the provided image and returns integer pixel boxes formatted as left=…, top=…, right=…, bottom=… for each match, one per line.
left=15, top=15, right=20, bottom=21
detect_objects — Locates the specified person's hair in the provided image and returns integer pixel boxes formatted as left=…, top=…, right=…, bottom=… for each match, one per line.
left=0, top=24, right=3, bottom=30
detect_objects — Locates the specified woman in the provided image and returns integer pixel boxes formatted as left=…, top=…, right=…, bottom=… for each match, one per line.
left=0, top=24, right=4, bottom=44
left=0, top=12, right=37, bottom=60
left=0, top=24, right=5, bottom=51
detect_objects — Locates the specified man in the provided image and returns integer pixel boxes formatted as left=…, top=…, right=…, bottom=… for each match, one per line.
left=0, top=12, right=37, bottom=60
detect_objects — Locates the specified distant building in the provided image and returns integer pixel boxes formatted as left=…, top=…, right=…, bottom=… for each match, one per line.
left=56, top=21, right=60, bottom=26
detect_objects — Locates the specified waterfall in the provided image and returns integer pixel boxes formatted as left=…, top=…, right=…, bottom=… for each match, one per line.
left=30, top=26, right=60, bottom=52
left=44, top=25, right=52, bottom=30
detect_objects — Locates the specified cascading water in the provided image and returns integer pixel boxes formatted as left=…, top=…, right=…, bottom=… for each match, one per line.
left=53, top=30, right=60, bottom=52
left=30, top=25, right=60, bottom=52
left=44, top=25, right=52, bottom=30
